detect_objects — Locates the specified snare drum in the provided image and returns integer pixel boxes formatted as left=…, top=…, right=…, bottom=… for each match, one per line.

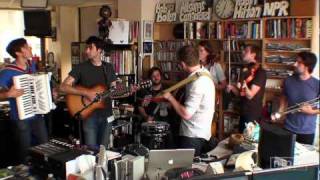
left=141, top=121, right=170, bottom=135
left=140, top=121, right=171, bottom=149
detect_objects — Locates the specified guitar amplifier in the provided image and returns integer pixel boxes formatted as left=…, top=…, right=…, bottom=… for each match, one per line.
left=28, top=139, right=90, bottom=179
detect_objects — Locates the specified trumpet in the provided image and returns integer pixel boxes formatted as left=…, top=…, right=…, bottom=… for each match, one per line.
left=271, top=96, right=320, bottom=120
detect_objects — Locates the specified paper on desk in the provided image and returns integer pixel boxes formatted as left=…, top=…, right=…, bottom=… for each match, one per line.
left=65, top=154, right=95, bottom=178
left=192, top=163, right=208, bottom=173
left=78, top=155, right=95, bottom=173
left=106, top=150, right=121, bottom=160
left=294, top=142, right=319, bottom=166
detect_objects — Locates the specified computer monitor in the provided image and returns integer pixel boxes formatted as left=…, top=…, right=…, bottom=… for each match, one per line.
left=147, top=149, right=195, bottom=179
left=252, top=165, right=319, bottom=180
left=189, top=171, right=250, bottom=180
left=258, top=122, right=296, bottom=169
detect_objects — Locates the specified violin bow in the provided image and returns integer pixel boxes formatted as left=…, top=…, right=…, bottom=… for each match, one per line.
left=228, top=36, right=231, bottom=86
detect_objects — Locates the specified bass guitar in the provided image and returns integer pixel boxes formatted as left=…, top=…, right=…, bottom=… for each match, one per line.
left=65, top=80, right=152, bottom=120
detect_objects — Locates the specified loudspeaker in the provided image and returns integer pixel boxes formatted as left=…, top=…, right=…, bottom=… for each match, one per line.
left=21, top=0, right=48, bottom=8
left=24, top=10, right=52, bottom=37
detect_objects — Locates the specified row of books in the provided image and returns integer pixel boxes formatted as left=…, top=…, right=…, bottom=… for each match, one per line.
left=265, top=55, right=296, bottom=64
left=224, top=21, right=261, bottom=39
left=265, top=18, right=312, bottom=39
left=222, top=40, right=246, bottom=51
left=154, top=51, right=177, bottom=62
left=158, top=62, right=180, bottom=72
left=224, top=52, right=243, bottom=63
left=265, top=43, right=310, bottom=51
left=108, top=50, right=136, bottom=75
left=154, top=41, right=192, bottom=61
left=129, top=21, right=140, bottom=43
left=265, top=68, right=294, bottom=79
left=184, top=22, right=223, bottom=39
left=154, top=40, right=187, bottom=51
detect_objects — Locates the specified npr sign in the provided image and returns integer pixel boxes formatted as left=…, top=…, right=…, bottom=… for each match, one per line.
left=233, top=0, right=289, bottom=19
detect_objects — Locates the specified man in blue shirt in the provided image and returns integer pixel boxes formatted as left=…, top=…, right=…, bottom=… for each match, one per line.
left=0, top=38, right=48, bottom=164
left=273, top=52, right=319, bottom=145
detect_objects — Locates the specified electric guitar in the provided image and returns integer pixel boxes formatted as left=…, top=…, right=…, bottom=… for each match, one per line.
left=65, top=80, right=152, bottom=120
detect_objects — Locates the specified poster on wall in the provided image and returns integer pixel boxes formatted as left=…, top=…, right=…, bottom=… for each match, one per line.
left=143, top=42, right=153, bottom=54
left=143, top=21, right=153, bottom=41
left=178, top=0, right=213, bottom=21
left=109, top=20, right=129, bottom=44
left=155, top=0, right=177, bottom=22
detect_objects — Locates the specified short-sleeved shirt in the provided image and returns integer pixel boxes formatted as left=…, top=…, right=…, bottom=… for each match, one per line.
left=180, top=68, right=215, bottom=141
left=69, top=61, right=117, bottom=117
left=240, top=66, right=267, bottom=121
left=0, top=60, right=37, bottom=121
left=205, top=63, right=226, bottom=84
left=136, top=85, right=170, bottom=120
left=284, top=75, right=319, bottom=134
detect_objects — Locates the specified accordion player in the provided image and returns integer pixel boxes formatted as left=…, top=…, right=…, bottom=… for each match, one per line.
left=13, top=73, right=55, bottom=120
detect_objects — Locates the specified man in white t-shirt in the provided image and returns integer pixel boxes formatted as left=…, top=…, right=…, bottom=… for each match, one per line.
left=162, top=45, right=215, bottom=156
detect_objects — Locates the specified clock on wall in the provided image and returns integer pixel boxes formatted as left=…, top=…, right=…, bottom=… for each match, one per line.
left=215, top=0, right=235, bottom=19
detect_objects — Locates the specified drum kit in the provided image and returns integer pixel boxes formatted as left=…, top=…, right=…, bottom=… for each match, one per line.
left=140, top=121, right=171, bottom=149
left=111, top=115, right=172, bottom=150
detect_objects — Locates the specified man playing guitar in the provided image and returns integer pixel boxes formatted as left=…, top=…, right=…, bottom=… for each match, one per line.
left=227, top=45, right=267, bottom=133
left=59, top=36, right=117, bottom=147
left=161, top=45, right=215, bottom=156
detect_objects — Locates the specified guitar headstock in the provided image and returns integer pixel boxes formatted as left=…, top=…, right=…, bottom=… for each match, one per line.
left=109, top=80, right=153, bottom=98
left=138, top=80, right=152, bottom=89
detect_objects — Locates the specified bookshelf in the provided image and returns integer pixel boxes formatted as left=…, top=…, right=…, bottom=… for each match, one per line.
left=153, top=14, right=314, bottom=139
left=263, top=16, right=313, bottom=121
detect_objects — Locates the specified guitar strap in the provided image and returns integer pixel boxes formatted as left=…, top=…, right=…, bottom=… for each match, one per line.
left=156, top=71, right=213, bottom=97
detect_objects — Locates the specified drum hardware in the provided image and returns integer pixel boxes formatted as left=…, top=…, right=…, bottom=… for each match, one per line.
left=140, top=121, right=170, bottom=149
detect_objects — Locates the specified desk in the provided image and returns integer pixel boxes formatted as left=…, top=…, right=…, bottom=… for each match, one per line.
left=199, top=137, right=319, bottom=178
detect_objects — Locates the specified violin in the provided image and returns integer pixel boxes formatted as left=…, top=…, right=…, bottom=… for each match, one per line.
left=239, top=63, right=260, bottom=96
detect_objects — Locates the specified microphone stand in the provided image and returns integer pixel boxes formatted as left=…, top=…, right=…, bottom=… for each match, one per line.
left=73, top=95, right=102, bottom=145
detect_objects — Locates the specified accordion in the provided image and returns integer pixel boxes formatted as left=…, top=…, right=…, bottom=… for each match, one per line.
left=13, top=73, right=54, bottom=120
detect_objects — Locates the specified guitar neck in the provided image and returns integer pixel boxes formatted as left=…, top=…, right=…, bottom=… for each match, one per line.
left=156, top=72, right=209, bottom=96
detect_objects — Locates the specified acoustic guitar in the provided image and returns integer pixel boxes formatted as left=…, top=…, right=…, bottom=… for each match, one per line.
left=65, top=80, right=152, bottom=120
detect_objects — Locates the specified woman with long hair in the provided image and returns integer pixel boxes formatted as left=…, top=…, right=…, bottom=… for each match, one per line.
left=198, top=41, right=227, bottom=90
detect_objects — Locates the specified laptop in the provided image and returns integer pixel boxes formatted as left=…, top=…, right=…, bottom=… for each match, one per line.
left=147, top=149, right=195, bottom=179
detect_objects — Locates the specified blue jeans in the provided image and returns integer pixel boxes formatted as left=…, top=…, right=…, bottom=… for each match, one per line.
left=10, top=115, right=48, bottom=164
left=83, top=110, right=112, bottom=147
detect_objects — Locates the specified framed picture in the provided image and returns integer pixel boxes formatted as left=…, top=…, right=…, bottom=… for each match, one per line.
left=143, top=42, right=153, bottom=54
left=143, top=21, right=153, bottom=41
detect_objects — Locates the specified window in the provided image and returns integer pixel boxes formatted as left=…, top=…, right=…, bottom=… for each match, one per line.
left=0, top=10, right=41, bottom=63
